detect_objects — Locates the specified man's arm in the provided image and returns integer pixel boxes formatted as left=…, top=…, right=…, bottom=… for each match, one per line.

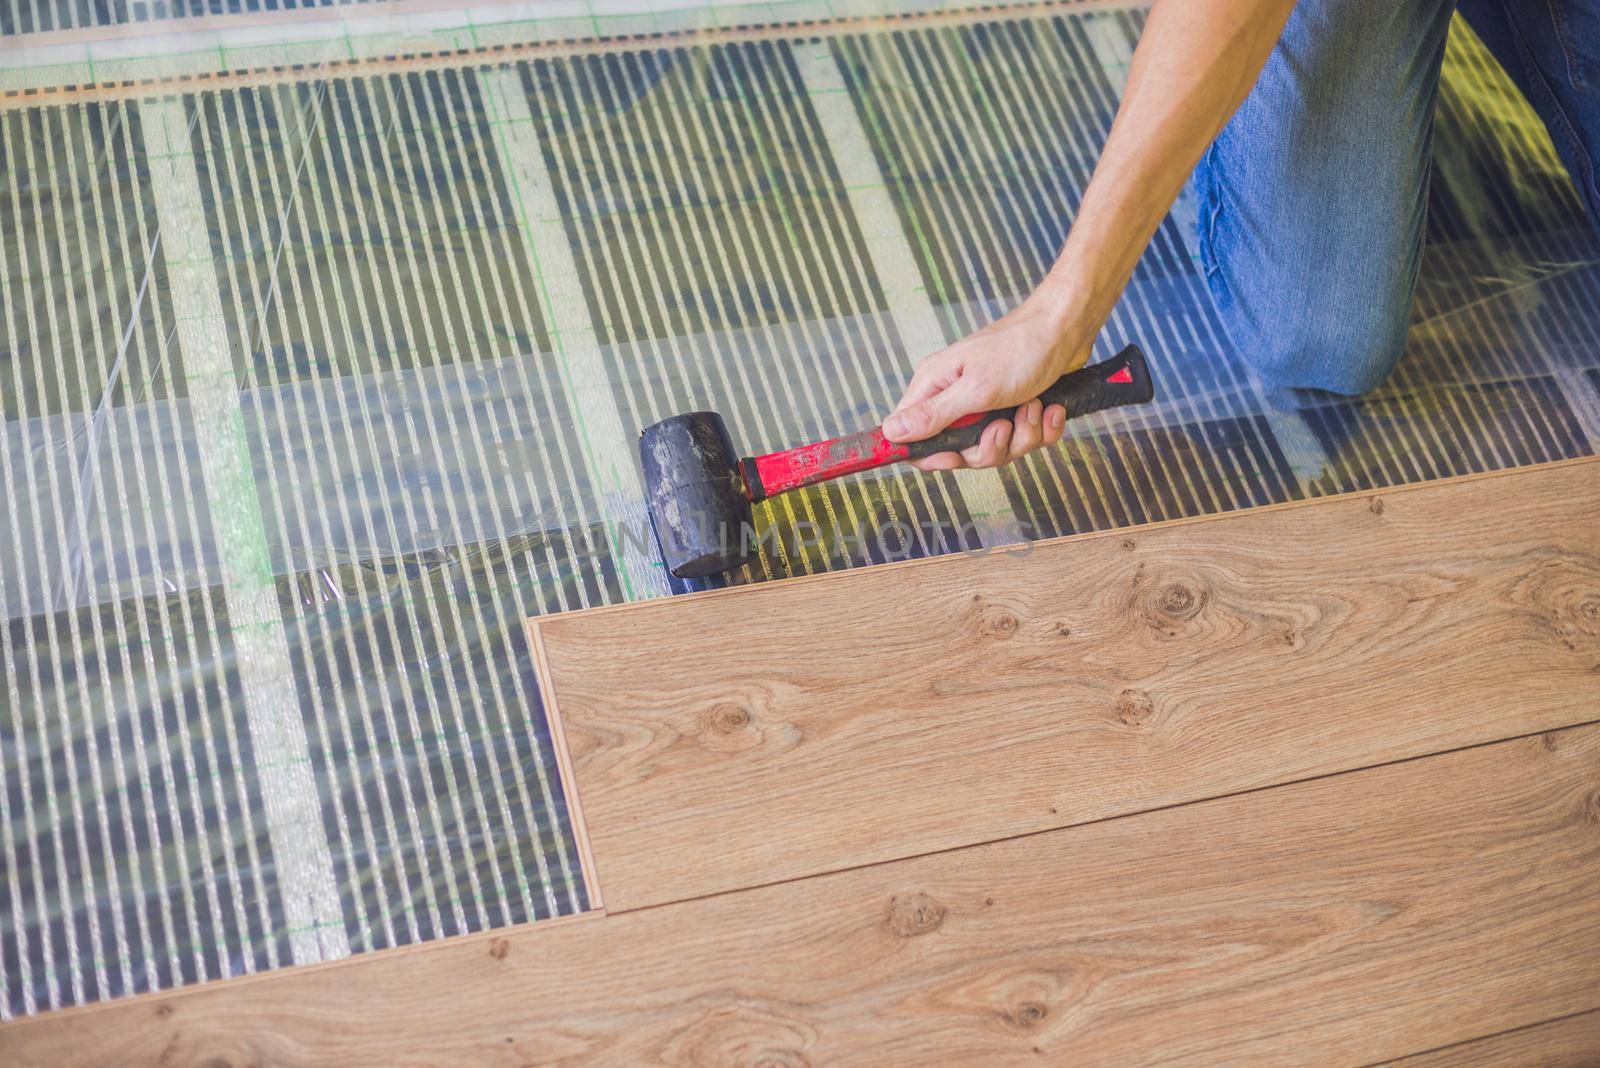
left=882, top=0, right=1297, bottom=470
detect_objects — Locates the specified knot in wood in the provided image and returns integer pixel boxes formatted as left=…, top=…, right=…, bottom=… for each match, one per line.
left=488, top=937, right=510, bottom=960
left=690, top=698, right=768, bottom=754
left=969, top=594, right=1022, bottom=639
left=1156, top=582, right=1202, bottom=619
left=1513, top=557, right=1600, bottom=653
left=884, top=892, right=946, bottom=937
left=711, top=704, right=751, bottom=733
left=1005, top=1000, right=1049, bottom=1030
left=986, top=611, right=1021, bottom=638
left=1115, top=688, right=1154, bottom=728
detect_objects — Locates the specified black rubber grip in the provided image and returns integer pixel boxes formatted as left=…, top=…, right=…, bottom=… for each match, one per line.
left=905, top=343, right=1155, bottom=460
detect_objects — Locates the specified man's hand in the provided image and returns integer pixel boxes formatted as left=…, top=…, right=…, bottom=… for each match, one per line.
left=882, top=295, right=1089, bottom=471
left=881, top=0, right=1295, bottom=472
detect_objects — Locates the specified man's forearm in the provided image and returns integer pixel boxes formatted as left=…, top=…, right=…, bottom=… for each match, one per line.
left=881, top=0, right=1298, bottom=464
left=1038, top=0, right=1297, bottom=339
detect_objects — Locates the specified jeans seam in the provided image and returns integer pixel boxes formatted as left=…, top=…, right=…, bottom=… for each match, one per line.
left=1203, top=208, right=1224, bottom=280
left=1542, top=0, right=1589, bottom=92
left=1508, top=0, right=1600, bottom=212
left=1197, top=145, right=1225, bottom=281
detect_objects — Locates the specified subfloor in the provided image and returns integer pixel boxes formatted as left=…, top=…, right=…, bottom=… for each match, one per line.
left=1, top=0, right=1598, bottom=1023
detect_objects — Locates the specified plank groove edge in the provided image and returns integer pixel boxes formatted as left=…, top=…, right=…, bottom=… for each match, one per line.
left=528, top=619, right=607, bottom=911
left=1378, top=1006, right=1600, bottom=1066
left=5, top=721, right=1598, bottom=1066
left=531, top=457, right=1600, bottom=911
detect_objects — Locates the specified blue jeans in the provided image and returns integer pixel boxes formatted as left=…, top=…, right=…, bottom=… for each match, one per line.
left=1193, top=0, right=1600, bottom=396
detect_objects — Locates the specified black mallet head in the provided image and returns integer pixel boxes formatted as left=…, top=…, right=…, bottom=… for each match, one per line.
left=639, top=346, right=1157, bottom=579
left=640, top=411, right=755, bottom=579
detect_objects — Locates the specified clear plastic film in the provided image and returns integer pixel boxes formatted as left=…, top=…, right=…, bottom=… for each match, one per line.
left=2, top=0, right=1597, bottom=1019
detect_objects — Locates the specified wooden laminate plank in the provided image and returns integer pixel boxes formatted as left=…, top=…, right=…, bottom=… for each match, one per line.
left=533, top=458, right=1600, bottom=911
left=5, top=721, right=1599, bottom=1066
left=1381, top=1008, right=1600, bottom=1067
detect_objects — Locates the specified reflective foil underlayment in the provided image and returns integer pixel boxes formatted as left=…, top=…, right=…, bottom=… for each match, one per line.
left=3, top=4, right=1598, bottom=1017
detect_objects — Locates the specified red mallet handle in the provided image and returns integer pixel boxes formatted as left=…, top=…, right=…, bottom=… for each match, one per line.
left=740, top=344, right=1154, bottom=502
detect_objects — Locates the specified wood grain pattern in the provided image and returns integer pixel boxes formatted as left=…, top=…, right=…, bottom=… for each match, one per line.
left=535, top=458, right=1600, bottom=910
left=5, top=722, right=1598, bottom=1067
left=1383, top=1009, right=1600, bottom=1067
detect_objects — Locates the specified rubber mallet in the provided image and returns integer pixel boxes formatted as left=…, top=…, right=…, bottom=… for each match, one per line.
left=640, top=342, right=1155, bottom=578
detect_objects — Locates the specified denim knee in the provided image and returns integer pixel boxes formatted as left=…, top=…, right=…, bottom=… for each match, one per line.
left=1243, top=295, right=1409, bottom=395
left=1188, top=0, right=1445, bottom=398
left=1213, top=270, right=1411, bottom=396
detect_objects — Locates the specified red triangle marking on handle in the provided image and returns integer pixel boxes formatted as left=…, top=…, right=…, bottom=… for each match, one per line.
left=1106, top=366, right=1133, bottom=384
